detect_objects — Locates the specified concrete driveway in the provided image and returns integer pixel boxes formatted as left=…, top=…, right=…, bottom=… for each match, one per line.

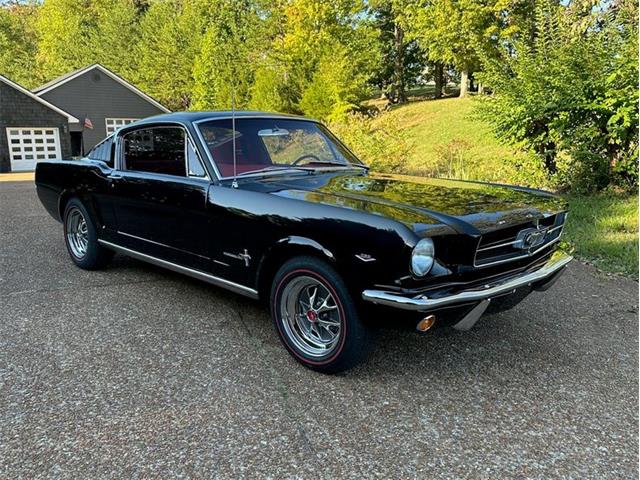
left=1, top=180, right=638, bottom=479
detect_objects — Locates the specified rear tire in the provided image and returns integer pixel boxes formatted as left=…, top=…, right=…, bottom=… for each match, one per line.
left=270, top=256, right=373, bottom=373
left=63, top=198, right=113, bottom=270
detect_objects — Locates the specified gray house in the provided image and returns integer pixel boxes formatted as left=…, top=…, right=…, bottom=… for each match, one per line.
left=0, top=64, right=170, bottom=172
left=33, top=64, right=170, bottom=157
left=0, top=74, right=78, bottom=172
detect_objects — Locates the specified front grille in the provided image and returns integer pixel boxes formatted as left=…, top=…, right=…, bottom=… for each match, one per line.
left=474, top=213, right=566, bottom=268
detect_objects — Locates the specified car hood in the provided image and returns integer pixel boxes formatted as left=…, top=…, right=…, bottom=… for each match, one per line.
left=263, top=172, right=566, bottom=235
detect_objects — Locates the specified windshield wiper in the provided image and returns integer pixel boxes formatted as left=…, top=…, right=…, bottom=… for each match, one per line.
left=296, top=161, right=369, bottom=170
left=236, top=165, right=311, bottom=177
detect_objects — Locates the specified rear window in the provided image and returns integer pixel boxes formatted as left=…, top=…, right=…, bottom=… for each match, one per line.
left=87, top=136, right=114, bottom=167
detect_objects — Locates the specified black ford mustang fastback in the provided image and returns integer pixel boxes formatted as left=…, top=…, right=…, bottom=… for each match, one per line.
left=35, top=111, right=572, bottom=373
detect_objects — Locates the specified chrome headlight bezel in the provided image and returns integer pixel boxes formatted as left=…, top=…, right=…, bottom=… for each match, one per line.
left=411, top=238, right=435, bottom=277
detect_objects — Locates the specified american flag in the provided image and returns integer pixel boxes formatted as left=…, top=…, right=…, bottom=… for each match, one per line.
left=84, top=118, right=93, bottom=130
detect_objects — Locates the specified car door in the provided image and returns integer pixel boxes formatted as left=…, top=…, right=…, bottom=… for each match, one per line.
left=109, top=124, right=212, bottom=271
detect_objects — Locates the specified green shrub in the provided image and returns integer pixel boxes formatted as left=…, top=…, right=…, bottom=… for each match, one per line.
left=476, top=0, right=639, bottom=193
left=328, top=112, right=412, bottom=173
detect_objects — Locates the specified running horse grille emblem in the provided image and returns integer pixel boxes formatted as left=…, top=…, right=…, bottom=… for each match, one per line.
left=514, top=226, right=548, bottom=250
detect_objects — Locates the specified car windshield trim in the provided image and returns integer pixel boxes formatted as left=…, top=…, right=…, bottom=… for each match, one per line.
left=194, top=117, right=367, bottom=181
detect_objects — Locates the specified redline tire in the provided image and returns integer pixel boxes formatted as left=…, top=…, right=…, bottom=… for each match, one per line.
left=271, top=256, right=373, bottom=373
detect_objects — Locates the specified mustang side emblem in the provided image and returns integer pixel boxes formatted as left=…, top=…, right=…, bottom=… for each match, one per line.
left=223, top=249, right=252, bottom=267
left=514, top=227, right=548, bottom=250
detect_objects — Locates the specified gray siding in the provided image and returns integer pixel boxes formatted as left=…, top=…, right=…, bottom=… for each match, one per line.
left=0, top=82, right=71, bottom=173
left=39, top=69, right=165, bottom=150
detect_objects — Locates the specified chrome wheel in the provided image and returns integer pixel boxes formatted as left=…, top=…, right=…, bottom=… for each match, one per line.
left=279, top=275, right=342, bottom=358
left=65, top=207, right=89, bottom=259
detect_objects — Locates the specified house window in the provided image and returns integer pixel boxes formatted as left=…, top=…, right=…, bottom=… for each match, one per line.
left=105, top=118, right=139, bottom=135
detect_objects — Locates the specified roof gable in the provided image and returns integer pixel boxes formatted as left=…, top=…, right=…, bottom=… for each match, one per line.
left=33, top=64, right=171, bottom=113
left=0, top=74, right=79, bottom=123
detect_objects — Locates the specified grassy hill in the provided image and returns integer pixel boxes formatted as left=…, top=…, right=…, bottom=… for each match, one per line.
left=371, top=96, right=547, bottom=188
left=369, top=97, right=638, bottom=277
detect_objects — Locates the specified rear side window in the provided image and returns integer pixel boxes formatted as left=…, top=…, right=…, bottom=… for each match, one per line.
left=123, top=127, right=186, bottom=176
left=87, top=137, right=114, bottom=167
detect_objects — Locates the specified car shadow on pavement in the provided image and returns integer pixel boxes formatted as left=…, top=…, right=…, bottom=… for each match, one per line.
left=112, top=253, right=573, bottom=380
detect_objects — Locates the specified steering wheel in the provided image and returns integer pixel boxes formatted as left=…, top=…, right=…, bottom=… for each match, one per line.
left=292, top=154, right=322, bottom=166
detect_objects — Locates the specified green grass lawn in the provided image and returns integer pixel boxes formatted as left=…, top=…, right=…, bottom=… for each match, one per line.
left=374, top=96, right=639, bottom=277
left=563, top=193, right=638, bottom=277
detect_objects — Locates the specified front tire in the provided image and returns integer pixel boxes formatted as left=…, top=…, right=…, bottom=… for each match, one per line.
left=63, top=198, right=113, bottom=270
left=271, top=256, right=373, bottom=373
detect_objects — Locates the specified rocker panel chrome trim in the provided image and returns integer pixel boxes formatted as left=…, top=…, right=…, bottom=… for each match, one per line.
left=98, top=240, right=259, bottom=299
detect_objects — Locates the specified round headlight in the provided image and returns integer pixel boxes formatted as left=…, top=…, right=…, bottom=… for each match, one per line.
left=411, top=238, right=435, bottom=277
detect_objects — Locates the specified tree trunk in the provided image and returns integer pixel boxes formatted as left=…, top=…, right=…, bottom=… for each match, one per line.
left=468, top=72, right=476, bottom=92
left=434, top=62, right=444, bottom=99
left=393, top=23, right=407, bottom=104
left=459, top=70, right=469, bottom=98
left=478, top=83, right=485, bottom=95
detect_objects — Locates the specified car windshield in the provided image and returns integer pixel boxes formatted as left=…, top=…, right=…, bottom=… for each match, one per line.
left=196, top=117, right=365, bottom=178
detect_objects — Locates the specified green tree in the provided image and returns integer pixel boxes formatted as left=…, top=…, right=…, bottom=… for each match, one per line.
left=0, top=2, right=39, bottom=87
left=191, top=0, right=260, bottom=110
left=245, top=0, right=380, bottom=119
left=370, top=0, right=426, bottom=104
left=404, top=0, right=506, bottom=97
left=89, top=0, right=140, bottom=80
left=135, top=0, right=209, bottom=110
left=35, top=0, right=95, bottom=79
left=35, top=0, right=141, bottom=83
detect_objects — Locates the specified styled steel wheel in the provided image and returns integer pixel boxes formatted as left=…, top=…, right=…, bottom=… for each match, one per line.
left=271, top=256, right=374, bottom=373
left=279, top=275, right=342, bottom=358
left=62, top=198, right=113, bottom=270
left=65, top=207, right=89, bottom=259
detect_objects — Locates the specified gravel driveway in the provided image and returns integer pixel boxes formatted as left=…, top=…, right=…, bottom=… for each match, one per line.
left=1, top=180, right=638, bottom=479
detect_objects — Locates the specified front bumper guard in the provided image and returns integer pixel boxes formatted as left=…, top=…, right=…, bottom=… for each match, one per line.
left=362, top=250, right=573, bottom=313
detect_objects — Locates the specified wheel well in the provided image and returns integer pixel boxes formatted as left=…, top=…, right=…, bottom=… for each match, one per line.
left=58, top=192, right=76, bottom=221
left=257, top=245, right=334, bottom=302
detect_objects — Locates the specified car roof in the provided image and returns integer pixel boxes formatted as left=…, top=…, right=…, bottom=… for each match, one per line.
left=134, top=110, right=315, bottom=125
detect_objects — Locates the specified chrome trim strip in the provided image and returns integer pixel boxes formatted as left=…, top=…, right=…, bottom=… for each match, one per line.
left=474, top=235, right=562, bottom=268
left=474, top=220, right=565, bottom=267
left=98, top=240, right=259, bottom=299
left=116, top=231, right=210, bottom=260
left=476, top=225, right=562, bottom=252
left=476, top=239, right=519, bottom=252
left=362, top=250, right=572, bottom=311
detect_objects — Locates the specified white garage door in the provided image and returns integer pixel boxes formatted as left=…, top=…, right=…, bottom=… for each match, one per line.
left=6, top=128, right=62, bottom=172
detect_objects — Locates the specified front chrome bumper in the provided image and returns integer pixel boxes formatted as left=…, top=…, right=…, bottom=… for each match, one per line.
left=362, top=250, right=573, bottom=312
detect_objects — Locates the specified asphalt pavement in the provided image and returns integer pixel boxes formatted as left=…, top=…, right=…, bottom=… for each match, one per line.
left=1, top=180, right=638, bottom=479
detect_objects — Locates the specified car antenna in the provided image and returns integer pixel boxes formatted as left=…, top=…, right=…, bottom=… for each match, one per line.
left=231, top=88, right=238, bottom=189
